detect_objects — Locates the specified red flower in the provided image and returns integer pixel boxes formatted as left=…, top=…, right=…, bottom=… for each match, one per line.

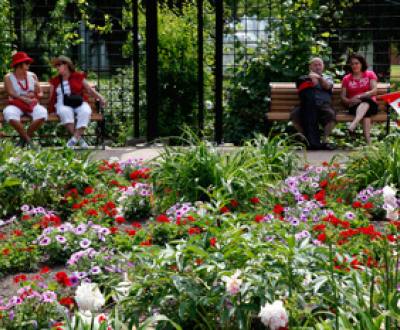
left=352, top=201, right=362, bottom=208
left=115, top=216, right=126, bottom=224
left=387, top=234, right=396, bottom=242
left=59, top=297, right=75, bottom=307
left=2, top=248, right=10, bottom=256
left=230, top=199, right=239, bottom=208
left=250, top=197, right=260, bottom=204
left=210, top=237, right=217, bottom=247
left=302, top=194, right=309, bottom=200
left=195, top=258, right=203, bottom=265
left=254, top=214, right=265, bottom=223
left=273, top=204, right=284, bottom=214
left=312, top=224, right=326, bottom=232
left=140, top=239, right=152, bottom=246
left=317, top=233, right=327, bottom=242
left=55, top=272, right=71, bottom=286
left=336, top=197, right=343, bottom=203
left=220, top=206, right=230, bottom=214
left=188, top=227, right=201, bottom=235
left=84, top=187, right=94, bottom=195
left=86, top=209, right=99, bottom=217
left=314, top=190, right=326, bottom=202
left=319, top=180, right=328, bottom=188
left=109, top=179, right=120, bottom=186
left=110, top=227, right=118, bottom=234
left=40, top=266, right=51, bottom=274
left=350, top=258, right=361, bottom=270
left=21, top=214, right=31, bottom=221
left=322, top=161, right=329, bottom=167
left=13, top=229, right=23, bottom=237
left=187, top=215, right=196, bottom=222
left=156, top=214, right=170, bottom=223
left=125, top=229, right=136, bottom=236
left=363, top=202, right=374, bottom=209
left=13, top=274, right=27, bottom=283
left=132, top=222, right=142, bottom=229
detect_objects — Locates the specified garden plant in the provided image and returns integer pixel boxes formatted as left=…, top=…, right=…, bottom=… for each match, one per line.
left=0, top=134, right=400, bottom=329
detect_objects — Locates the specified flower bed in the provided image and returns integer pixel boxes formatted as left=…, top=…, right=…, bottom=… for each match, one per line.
left=0, top=137, right=399, bottom=330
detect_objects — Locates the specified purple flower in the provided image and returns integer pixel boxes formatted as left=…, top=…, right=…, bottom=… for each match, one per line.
left=79, top=238, right=91, bottom=249
left=290, top=219, right=300, bottom=226
left=55, top=235, right=67, bottom=244
left=265, top=236, right=275, bottom=242
left=77, top=272, right=88, bottom=279
left=69, top=275, right=80, bottom=286
left=20, top=204, right=30, bottom=212
left=9, top=310, right=14, bottom=320
left=345, top=212, right=356, bottom=220
left=39, top=237, right=51, bottom=246
left=75, top=224, right=87, bottom=235
left=42, top=291, right=57, bottom=303
left=90, top=266, right=102, bottom=275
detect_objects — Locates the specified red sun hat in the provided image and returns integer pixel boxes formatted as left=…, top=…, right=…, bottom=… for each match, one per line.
left=11, top=51, right=33, bottom=67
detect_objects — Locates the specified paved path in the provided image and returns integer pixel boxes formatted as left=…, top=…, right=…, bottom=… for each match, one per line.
left=90, top=147, right=353, bottom=166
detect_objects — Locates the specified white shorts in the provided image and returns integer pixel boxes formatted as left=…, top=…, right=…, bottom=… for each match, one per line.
left=3, top=104, right=48, bottom=123
left=56, top=102, right=92, bottom=129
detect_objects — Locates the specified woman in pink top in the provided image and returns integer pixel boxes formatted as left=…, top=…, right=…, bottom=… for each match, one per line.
left=341, top=53, right=378, bottom=144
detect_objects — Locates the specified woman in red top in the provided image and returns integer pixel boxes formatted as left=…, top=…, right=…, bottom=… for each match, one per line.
left=341, top=53, right=378, bottom=144
left=49, top=56, right=106, bottom=148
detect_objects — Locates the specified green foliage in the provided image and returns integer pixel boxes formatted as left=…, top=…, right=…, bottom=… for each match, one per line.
left=0, top=0, right=14, bottom=77
left=150, top=129, right=299, bottom=211
left=343, top=136, right=400, bottom=191
left=0, top=146, right=102, bottom=216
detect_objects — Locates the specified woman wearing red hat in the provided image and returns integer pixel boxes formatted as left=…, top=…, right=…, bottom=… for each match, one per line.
left=3, top=51, right=47, bottom=148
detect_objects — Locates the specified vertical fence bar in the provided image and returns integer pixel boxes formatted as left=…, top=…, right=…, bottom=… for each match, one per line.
left=146, top=0, right=158, bottom=142
left=133, top=0, right=140, bottom=138
left=214, top=0, right=223, bottom=144
left=197, top=0, right=204, bottom=134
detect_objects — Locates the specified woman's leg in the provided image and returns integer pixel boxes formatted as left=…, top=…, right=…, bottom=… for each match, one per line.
left=74, top=103, right=92, bottom=140
left=3, top=105, right=30, bottom=141
left=362, top=117, right=372, bottom=144
left=27, top=105, right=48, bottom=138
left=349, top=102, right=370, bottom=131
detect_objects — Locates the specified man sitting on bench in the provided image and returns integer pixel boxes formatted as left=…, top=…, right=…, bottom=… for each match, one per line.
left=290, top=57, right=336, bottom=150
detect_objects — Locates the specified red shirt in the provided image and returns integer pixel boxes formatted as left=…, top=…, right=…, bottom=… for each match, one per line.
left=341, top=70, right=378, bottom=102
left=48, top=72, right=88, bottom=113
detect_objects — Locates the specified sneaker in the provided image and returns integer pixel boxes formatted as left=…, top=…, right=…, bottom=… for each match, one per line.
left=78, top=138, right=89, bottom=149
left=66, top=137, right=78, bottom=148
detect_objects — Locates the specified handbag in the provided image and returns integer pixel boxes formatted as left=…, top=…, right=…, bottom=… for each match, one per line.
left=8, top=97, right=37, bottom=113
left=60, top=76, right=83, bottom=108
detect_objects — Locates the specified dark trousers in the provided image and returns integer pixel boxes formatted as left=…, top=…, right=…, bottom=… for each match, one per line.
left=299, top=88, right=322, bottom=148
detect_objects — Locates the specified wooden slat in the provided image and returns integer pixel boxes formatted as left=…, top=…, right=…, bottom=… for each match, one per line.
left=267, top=112, right=387, bottom=123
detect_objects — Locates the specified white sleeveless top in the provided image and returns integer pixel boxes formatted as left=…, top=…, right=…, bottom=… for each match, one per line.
left=9, top=71, right=35, bottom=96
left=56, top=80, right=72, bottom=106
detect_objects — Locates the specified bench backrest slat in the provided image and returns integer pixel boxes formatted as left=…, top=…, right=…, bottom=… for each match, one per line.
left=270, top=82, right=390, bottom=113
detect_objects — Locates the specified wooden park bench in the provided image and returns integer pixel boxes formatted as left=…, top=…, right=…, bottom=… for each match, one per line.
left=0, top=82, right=105, bottom=147
left=267, top=82, right=391, bottom=134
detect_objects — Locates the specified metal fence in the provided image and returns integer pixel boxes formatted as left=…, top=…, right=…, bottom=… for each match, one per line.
left=5, top=0, right=400, bottom=144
